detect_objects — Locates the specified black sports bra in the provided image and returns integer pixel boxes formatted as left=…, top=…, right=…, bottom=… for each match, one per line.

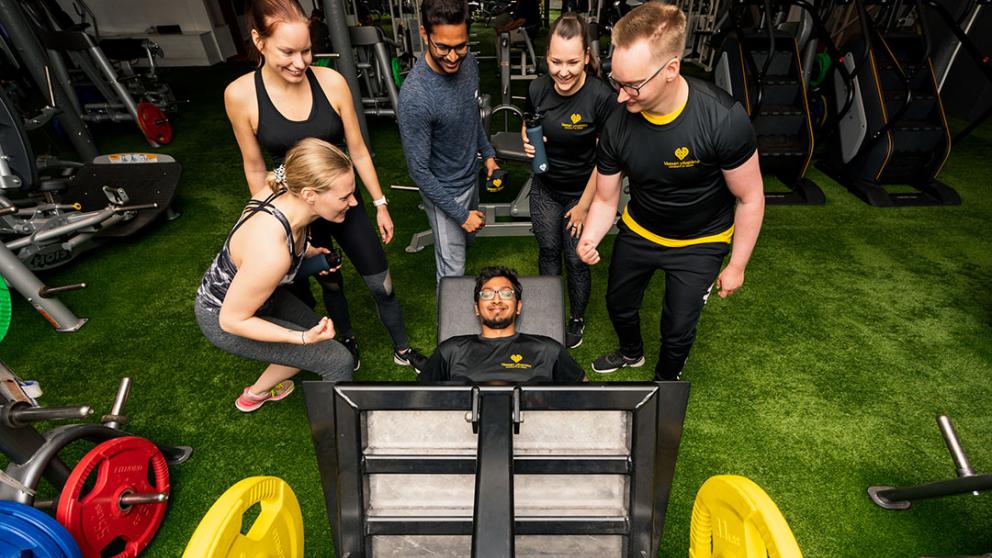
left=255, top=68, right=345, bottom=166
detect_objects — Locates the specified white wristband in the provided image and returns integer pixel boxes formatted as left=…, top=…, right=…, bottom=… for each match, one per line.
left=373, top=197, right=388, bottom=207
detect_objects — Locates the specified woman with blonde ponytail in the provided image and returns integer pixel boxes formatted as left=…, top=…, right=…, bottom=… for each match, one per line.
left=225, top=0, right=426, bottom=373
left=195, top=138, right=357, bottom=413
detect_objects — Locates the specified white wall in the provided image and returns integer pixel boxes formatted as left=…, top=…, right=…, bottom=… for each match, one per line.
left=54, top=0, right=218, bottom=35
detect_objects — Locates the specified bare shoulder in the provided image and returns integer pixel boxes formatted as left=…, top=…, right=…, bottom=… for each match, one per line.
left=229, top=210, right=291, bottom=266
left=224, top=72, right=257, bottom=112
left=311, top=66, right=349, bottom=106
left=312, top=65, right=347, bottom=86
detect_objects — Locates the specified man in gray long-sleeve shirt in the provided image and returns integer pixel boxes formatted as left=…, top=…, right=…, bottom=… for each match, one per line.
left=398, top=0, right=499, bottom=282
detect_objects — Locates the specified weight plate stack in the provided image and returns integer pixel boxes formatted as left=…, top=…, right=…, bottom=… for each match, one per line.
left=0, top=500, right=83, bottom=558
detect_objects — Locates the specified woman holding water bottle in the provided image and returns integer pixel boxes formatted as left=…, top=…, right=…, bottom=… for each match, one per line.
left=522, top=12, right=616, bottom=349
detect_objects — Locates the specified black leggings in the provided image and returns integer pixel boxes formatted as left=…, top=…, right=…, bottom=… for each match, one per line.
left=605, top=226, right=729, bottom=380
left=288, top=189, right=409, bottom=349
left=529, top=178, right=591, bottom=320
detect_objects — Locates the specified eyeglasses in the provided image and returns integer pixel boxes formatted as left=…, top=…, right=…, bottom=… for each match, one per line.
left=428, top=36, right=470, bottom=57
left=478, top=287, right=516, bottom=301
left=607, top=57, right=677, bottom=97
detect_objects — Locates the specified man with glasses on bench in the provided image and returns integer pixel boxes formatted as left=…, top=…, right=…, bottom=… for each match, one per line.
left=419, top=267, right=586, bottom=384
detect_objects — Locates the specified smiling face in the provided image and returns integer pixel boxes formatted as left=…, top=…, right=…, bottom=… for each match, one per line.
left=475, top=276, right=522, bottom=331
left=421, top=22, right=470, bottom=75
left=547, top=33, right=589, bottom=95
left=303, top=170, right=358, bottom=223
left=254, top=20, right=313, bottom=84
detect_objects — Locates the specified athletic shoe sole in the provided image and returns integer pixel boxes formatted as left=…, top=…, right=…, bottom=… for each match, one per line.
left=591, top=356, right=645, bottom=374
left=567, top=337, right=583, bottom=349
left=393, top=354, right=410, bottom=366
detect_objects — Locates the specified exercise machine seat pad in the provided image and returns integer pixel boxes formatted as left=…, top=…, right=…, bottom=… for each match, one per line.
left=437, top=275, right=565, bottom=345
left=491, top=131, right=529, bottom=161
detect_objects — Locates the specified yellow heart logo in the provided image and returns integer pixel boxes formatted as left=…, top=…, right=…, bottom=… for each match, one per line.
left=570, top=113, right=581, bottom=124
left=493, top=179, right=502, bottom=187
left=674, top=147, right=689, bottom=160
left=510, top=354, right=523, bottom=363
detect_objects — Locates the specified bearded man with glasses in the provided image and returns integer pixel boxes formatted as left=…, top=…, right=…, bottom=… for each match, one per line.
left=419, top=266, right=586, bottom=384
left=577, top=3, right=765, bottom=380
left=398, top=0, right=500, bottom=283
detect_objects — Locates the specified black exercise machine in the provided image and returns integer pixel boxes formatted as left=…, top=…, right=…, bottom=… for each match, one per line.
left=823, top=0, right=961, bottom=206
left=715, top=0, right=826, bottom=204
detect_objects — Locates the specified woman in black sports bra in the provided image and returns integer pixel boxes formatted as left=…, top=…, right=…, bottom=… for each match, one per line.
left=225, top=0, right=426, bottom=372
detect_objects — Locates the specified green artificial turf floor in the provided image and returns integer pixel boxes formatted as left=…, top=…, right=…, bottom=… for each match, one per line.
left=3, top=27, right=992, bottom=558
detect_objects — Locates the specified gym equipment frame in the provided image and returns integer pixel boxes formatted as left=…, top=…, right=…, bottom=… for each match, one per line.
left=868, top=415, right=991, bottom=510
left=304, top=381, right=690, bottom=557
left=0, top=374, right=192, bottom=506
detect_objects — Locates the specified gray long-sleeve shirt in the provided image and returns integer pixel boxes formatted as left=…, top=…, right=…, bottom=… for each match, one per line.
left=397, top=54, right=496, bottom=224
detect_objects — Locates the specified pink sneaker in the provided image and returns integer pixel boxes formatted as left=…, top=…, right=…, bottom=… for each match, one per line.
left=235, top=381, right=295, bottom=413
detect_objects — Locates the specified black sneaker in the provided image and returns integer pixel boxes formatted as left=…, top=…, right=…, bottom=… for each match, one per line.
left=394, top=347, right=428, bottom=374
left=565, top=317, right=585, bottom=349
left=341, top=336, right=360, bottom=371
left=591, top=350, right=645, bottom=374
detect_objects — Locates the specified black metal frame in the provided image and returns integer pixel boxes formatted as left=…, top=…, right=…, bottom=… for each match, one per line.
left=868, top=415, right=991, bottom=510
left=304, top=381, right=690, bottom=557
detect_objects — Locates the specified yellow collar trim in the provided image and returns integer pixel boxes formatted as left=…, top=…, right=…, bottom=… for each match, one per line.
left=622, top=207, right=734, bottom=247
left=641, top=96, right=688, bottom=126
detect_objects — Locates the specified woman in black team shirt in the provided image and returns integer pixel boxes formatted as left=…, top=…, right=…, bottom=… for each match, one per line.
left=224, top=0, right=425, bottom=371
left=522, top=13, right=616, bottom=349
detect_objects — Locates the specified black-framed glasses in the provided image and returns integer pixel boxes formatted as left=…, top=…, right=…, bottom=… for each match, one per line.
left=428, top=36, right=470, bottom=57
left=478, top=287, right=516, bottom=301
left=607, top=57, right=676, bottom=97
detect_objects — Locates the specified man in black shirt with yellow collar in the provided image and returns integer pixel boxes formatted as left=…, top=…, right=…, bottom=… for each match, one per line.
left=419, top=267, right=586, bottom=384
left=577, top=3, right=764, bottom=380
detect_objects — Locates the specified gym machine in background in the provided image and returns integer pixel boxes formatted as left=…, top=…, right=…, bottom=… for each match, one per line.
left=822, top=0, right=960, bottom=206
left=714, top=0, right=825, bottom=205
left=11, top=0, right=178, bottom=147
left=0, top=83, right=180, bottom=332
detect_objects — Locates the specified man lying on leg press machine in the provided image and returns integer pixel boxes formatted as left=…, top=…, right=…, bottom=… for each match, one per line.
left=419, top=266, right=586, bottom=384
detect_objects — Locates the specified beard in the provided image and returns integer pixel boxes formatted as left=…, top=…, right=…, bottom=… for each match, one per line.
left=481, top=314, right=515, bottom=330
left=430, top=52, right=461, bottom=73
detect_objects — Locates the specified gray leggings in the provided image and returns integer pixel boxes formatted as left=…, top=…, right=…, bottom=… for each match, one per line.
left=195, top=288, right=354, bottom=382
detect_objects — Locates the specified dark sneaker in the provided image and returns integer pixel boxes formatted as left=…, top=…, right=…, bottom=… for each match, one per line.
left=394, top=347, right=428, bottom=373
left=591, top=350, right=645, bottom=374
left=341, top=336, right=360, bottom=371
left=565, top=317, right=585, bottom=349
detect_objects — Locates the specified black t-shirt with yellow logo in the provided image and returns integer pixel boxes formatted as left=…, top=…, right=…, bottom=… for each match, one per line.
left=419, top=332, right=586, bottom=384
left=597, top=77, right=756, bottom=240
left=526, top=74, right=617, bottom=193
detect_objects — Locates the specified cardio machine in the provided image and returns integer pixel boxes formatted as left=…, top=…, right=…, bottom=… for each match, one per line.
left=823, top=0, right=961, bottom=206
left=714, top=0, right=826, bottom=204
left=0, top=82, right=180, bottom=331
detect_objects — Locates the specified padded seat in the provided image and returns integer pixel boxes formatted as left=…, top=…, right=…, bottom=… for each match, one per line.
left=437, top=275, right=565, bottom=345
left=491, top=131, right=528, bottom=161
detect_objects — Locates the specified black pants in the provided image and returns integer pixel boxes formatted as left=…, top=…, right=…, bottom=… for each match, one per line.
left=288, top=189, right=409, bottom=349
left=529, top=178, right=591, bottom=320
left=606, top=226, right=729, bottom=380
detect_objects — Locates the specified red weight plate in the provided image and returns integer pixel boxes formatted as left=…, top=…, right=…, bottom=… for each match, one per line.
left=56, top=437, right=169, bottom=558
left=136, top=101, right=173, bottom=146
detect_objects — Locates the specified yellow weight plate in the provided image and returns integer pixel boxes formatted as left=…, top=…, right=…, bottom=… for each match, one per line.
left=689, top=475, right=802, bottom=558
left=182, top=476, right=304, bottom=558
